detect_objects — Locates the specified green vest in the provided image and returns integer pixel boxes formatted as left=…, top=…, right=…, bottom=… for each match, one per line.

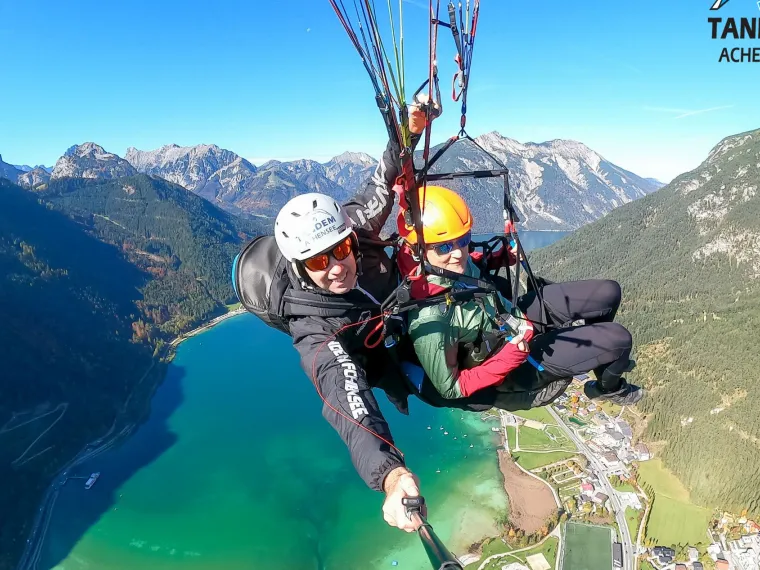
left=407, top=258, right=512, bottom=399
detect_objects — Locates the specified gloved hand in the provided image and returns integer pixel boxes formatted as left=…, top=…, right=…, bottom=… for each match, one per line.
left=506, top=308, right=534, bottom=352
left=409, top=93, right=441, bottom=135
left=382, top=466, right=425, bottom=532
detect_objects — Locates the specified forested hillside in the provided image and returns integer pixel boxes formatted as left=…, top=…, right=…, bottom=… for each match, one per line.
left=0, top=179, right=158, bottom=567
left=0, top=174, right=262, bottom=568
left=39, top=174, right=261, bottom=339
left=529, top=128, right=760, bottom=514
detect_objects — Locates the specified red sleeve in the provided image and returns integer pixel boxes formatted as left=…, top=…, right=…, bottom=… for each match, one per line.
left=456, top=327, right=535, bottom=397
left=471, top=248, right=517, bottom=270
left=486, top=247, right=517, bottom=269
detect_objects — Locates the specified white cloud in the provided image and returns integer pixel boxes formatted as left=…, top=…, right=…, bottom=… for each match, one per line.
left=673, top=105, right=734, bottom=119
left=643, top=105, right=734, bottom=120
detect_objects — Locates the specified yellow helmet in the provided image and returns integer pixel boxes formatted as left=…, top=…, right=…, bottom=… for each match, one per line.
left=397, top=185, right=473, bottom=245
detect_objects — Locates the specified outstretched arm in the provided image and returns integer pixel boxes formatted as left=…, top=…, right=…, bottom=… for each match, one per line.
left=342, top=134, right=421, bottom=237
left=290, top=316, right=405, bottom=491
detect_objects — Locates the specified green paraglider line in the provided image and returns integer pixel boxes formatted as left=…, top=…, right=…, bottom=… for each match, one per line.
left=324, top=3, right=555, bottom=565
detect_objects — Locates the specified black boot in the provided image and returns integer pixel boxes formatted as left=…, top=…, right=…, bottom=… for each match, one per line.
left=494, top=377, right=573, bottom=411
left=584, top=362, right=645, bottom=406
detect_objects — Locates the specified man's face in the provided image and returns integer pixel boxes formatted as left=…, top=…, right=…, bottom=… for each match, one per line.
left=303, top=237, right=358, bottom=294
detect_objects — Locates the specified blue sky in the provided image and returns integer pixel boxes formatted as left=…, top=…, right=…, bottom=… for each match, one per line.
left=1, top=0, right=758, bottom=182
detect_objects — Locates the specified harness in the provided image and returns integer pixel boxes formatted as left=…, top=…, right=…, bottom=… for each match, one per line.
left=328, top=1, right=549, bottom=349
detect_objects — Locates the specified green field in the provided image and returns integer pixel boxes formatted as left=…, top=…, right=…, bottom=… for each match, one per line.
left=638, top=460, right=689, bottom=500
left=518, top=426, right=573, bottom=450
left=546, top=425, right=575, bottom=445
left=512, top=450, right=576, bottom=471
left=625, top=508, right=641, bottom=542
left=476, top=536, right=559, bottom=570
left=611, top=477, right=636, bottom=493
left=463, top=537, right=514, bottom=568
left=506, top=426, right=517, bottom=450
left=463, top=538, right=513, bottom=570
left=562, top=522, right=612, bottom=570
left=638, top=459, right=712, bottom=546
left=554, top=469, right=578, bottom=484
left=559, top=485, right=580, bottom=501
left=598, top=400, right=622, bottom=417
left=513, top=407, right=555, bottom=424
left=510, top=536, right=559, bottom=567
left=646, top=494, right=712, bottom=546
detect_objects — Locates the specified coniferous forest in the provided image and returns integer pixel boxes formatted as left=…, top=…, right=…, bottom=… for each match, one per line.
left=1, top=127, right=759, bottom=567
left=530, top=129, right=760, bottom=515
left=0, top=176, right=260, bottom=567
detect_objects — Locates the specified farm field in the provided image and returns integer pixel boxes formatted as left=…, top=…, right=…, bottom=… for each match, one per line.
left=638, top=459, right=712, bottom=546
left=513, top=407, right=554, bottom=425
left=512, top=450, right=576, bottom=471
left=518, top=425, right=574, bottom=452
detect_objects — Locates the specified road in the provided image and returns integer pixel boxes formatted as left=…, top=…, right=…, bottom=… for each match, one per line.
left=16, top=309, right=245, bottom=570
left=15, top=423, right=134, bottom=570
left=547, top=406, right=635, bottom=570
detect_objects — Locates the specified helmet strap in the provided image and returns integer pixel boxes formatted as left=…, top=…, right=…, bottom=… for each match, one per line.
left=292, top=260, right=317, bottom=290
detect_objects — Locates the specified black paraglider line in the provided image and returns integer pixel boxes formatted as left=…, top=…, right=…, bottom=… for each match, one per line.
left=324, top=3, right=548, bottom=566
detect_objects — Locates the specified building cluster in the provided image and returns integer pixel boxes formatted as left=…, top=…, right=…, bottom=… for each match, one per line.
left=646, top=545, right=703, bottom=569
left=553, top=392, right=651, bottom=480
left=707, top=531, right=760, bottom=570
left=644, top=533, right=760, bottom=570
left=564, top=470, right=643, bottom=518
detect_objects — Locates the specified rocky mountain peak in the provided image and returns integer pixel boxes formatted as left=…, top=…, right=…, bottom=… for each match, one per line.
left=52, top=143, right=137, bottom=181
left=329, top=151, right=376, bottom=166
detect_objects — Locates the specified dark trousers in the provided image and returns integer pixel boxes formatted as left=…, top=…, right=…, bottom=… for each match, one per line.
left=408, top=279, right=634, bottom=413
left=510, top=279, right=633, bottom=392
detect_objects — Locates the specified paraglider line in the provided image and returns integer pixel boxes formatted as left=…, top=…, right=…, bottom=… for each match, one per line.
left=310, top=313, right=405, bottom=459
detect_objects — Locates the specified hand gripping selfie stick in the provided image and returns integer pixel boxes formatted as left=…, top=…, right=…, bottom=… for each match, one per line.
left=402, top=496, right=464, bottom=569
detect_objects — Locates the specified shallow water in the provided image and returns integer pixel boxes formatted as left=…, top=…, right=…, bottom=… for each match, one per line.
left=39, top=231, right=569, bottom=570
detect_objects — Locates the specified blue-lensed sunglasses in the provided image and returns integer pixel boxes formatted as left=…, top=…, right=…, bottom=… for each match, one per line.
left=429, top=232, right=471, bottom=255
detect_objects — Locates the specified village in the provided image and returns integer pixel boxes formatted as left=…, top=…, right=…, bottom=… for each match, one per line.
left=493, top=375, right=760, bottom=570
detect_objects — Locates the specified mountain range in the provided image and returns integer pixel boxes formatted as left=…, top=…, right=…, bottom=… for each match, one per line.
left=1, top=123, right=759, bottom=567
left=531, top=127, right=760, bottom=515
left=2, top=134, right=664, bottom=232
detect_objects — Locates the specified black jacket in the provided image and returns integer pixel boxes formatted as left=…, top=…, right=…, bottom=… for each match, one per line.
left=286, top=138, right=411, bottom=492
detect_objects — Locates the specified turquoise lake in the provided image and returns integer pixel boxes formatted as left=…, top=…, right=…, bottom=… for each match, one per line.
left=38, top=231, right=569, bottom=570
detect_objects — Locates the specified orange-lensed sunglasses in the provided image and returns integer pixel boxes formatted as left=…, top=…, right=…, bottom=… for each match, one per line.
left=303, top=237, right=353, bottom=272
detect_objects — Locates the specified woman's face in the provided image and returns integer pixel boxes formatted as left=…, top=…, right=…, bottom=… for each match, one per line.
left=425, top=232, right=471, bottom=275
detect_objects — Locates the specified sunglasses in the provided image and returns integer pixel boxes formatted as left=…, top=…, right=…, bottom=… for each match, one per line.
left=303, top=237, right=353, bottom=272
left=428, top=232, right=471, bottom=256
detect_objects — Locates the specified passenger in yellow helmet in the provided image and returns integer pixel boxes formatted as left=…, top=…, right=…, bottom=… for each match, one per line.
left=397, top=186, right=645, bottom=408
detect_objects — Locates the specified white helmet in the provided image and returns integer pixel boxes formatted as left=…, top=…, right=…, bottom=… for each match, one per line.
left=274, top=193, right=354, bottom=262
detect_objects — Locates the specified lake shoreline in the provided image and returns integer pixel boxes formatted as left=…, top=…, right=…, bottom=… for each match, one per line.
left=16, top=306, right=247, bottom=570
left=22, top=229, right=572, bottom=569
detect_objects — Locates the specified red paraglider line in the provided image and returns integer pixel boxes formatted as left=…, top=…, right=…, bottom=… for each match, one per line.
left=310, top=313, right=405, bottom=459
